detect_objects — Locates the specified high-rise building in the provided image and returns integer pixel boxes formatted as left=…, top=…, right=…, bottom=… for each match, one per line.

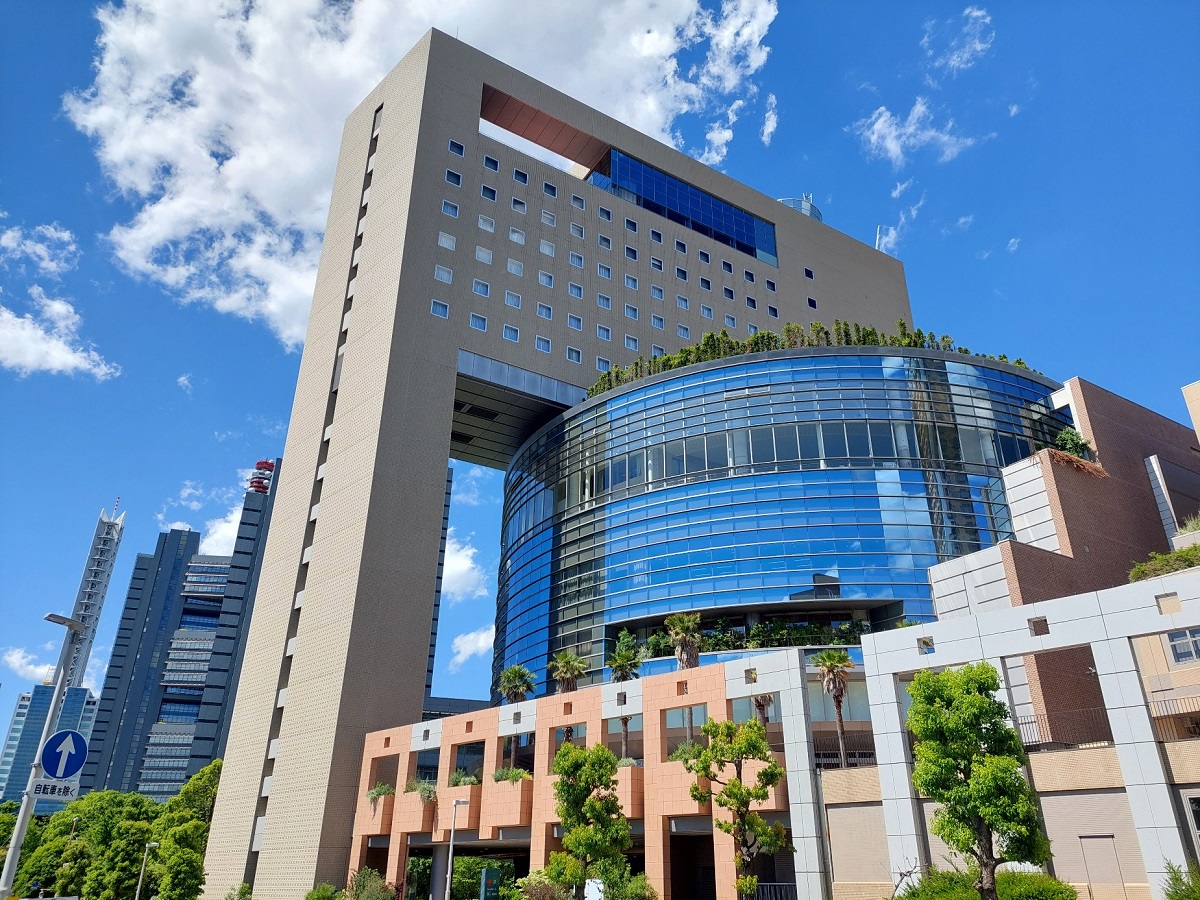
left=205, top=29, right=912, bottom=898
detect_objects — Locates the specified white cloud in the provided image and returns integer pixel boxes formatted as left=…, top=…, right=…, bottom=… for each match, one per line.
left=0, top=285, right=121, bottom=380
left=923, top=6, right=995, bottom=76
left=760, top=93, right=778, bottom=146
left=448, top=624, right=495, bottom=673
left=67, top=0, right=779, bottom=348
left=852, top=97, right=976, bottom=168
left=1006, top=237, right=1020, bottom=252
left=697, top=98, right=745, bottom=166
left=177, top=373, right=193, bottom=393
left=442, top=527, right=489, bottom=603
left=82, top=647, right=109, bottom=694
left=976, top=249, right=993, bottom=260
left=890, top=178, right=914, bottom=199
left=876, top=194, right=926, bottom=257
left=199, top=502, right=244, bottom=555
left=1008, top=103, right=1021, bottom=117
left=3, top=648, right=56, bottom=685
left=956, top=214, right=974, bottom=230
left=0, top=218, right=80, bottom=276
left=452, top=466, right=499, bottom=507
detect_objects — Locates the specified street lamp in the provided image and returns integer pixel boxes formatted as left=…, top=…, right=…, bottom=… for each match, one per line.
left=0, top=614, right=87, bottom=900
left=443, top=798, right=470, bottom=900
left=135, top=842, right=159, bottom=900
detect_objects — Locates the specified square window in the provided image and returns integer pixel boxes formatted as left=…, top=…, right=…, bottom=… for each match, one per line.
left=598, top=234, right=612, bottom=250
left=597, top=356, right=611, bottom=372
left=651, top=256, right=663, bottom=272
left=540, top=239, right=555, bottom=257
left=652, top=344, right=665, bottom=357
left=765, top=279, right=776, bottom=292
left=747, top=323, right=758, bottom=335
left=675, top=239, right=686, bottom=253
left=541, top=209, right=556, bottom=227
left=625, top=334, right=638, bottom=351
left=768, top=305, right=779, bottom=318
left=698, top=249, right=710, bottom=264
left=571, top=194, right=585, bottom=210
left=472, top=279, right=490, bottom=297
left=675, top=267, right=688, bottom=281
left=570, top=222, right=585, bottom=238
left=624, top=304, right=638, bottom=320
left=567, top=346, right=582, bottom=363
left=624, top=274, right=638, bottom=290
left=598, top=263, right=612, bottom=279
left=721, top=260, right=733, bottom=274
left=539, top=271, right=554, bottom=287
left=625, top=217, right=637, bottom=233
left=430, top=299, right=449, bottom=318
left=700, top=277, right=711, bottom=291
left=442, top=200, right=459, bottom=218
left=652, top=314, right=664, bottom=329
left=676, top=295, right=689, bottom=309
left=808, top=297, right=818, bottom=309
left=512, top=198, right=527, bottom=213
left=744, top=270, right=755, bottom=283
left=568, top=282, right=583, bottom=299
left=543, top=181, right=558, bottom=198
left=437, top=231, right=456, bottom=250
left=478, top=214, right=495, bottom=233
left=509, top=227, right=525, bottom=245
left=505, top=290, right=521, bottom=308
left=433, top=264, right=452, bottom=284
left=448, top=140, right=465, bottom=156
left=483, top=155, right=499, bottom=172
left=514, top=168, right=529, bottom=184
left=445, top=169, right=462, bottom=186
left=625, top=245, right=637, bottom=261
left=536, top=335, right=551, bottom=353
left=481, top=185, right=497, bottom=202
left=701, top=304, right=713, bottom=319
left=469, top=313, right=486, bottom=331
left=723, top=286, right=734, bottom=300
left=507, top=258, right=523, bottom=276
left=746, top=297, right=757, bottom=309
left=537, top=302, right=552, bottom=320
left=475, top=246, right=492, bottom=264
left=599, top=206, right=612, bottom=221
left=597, top=324, right=611, bottom=341
left=725, top=314, right=736, bottom=327
left=805, top=267, right=815, bottom=279
left=677, top=323, right=690, bottom=339
left=597, top=293, right=612, bottom=310
left=568, top=313, right=583, bottom=331
left=650, top=229, right=663, bottom=243
left=650, top=285, right=664, bottom=300
left=569, top=251, right=584, bottom=268
left=503, top=324, right=519, bottom=342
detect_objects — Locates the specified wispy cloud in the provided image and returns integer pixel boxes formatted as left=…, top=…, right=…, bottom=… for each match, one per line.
left=442, top=528, right=490, bottom=604
left=177, top=373, right=193, bottom=394
left=3, top=648, right=56, bottom=684
left=891, top=178, right=914, bottom=199
left=852, top=97, right=976, bottom=168
left=957, top=215, right=974, bottom=230
left=1006, top=237, right=1020, bottom=252
left=448, top=624, right=495, bottom=673
left=922, top=6, right=995, bottom=77
left=0, top=285, right=120, bottom=380
left=0, top=217, right=80, bottom=277
left=1008, top=103, right=1021, bottom=117
left=760, top=93, right=778, bottom=146
left=876, top=194, right=926, bottom=256
left=697, top=99, right=744, bottom=166
left=452, top=466, right=500, bottom=508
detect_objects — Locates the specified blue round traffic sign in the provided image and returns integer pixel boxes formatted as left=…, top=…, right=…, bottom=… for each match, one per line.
left=40, top=729, right=87, bottom=780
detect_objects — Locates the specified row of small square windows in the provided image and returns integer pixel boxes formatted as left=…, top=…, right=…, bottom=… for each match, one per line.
left=446, top=138, right=816, bottom=282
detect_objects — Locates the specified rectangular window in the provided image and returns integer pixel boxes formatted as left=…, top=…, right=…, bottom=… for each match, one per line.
left=481, top=185, right=497, bottom=202
left=598, top=234, right=612, bottom=250
left=567, top=346, right=582, bottom=363
left=503, top=324, right=519, bottom=342
left=433, top=264, right=452, bottom=284
left=509, top=226, right=525, bottom=244
left=537, top=303, right=552, bottom=320
left=744, top=270, right=755, bottom=283
left=651, top=256, right=663, bottom=272
left=512, top=197, right=527, bottom=213
left=469, top=313, right=486, bottom=331
left=676, top=295, right=689, bottom=310
left=624, top=304, right=638, bottom=320
left=650, top=285, right=664, bottom=300
left=701, top=305, right=714, bottom=319
left=571, top=194, right=585, bottom=210
left=625, top=335, right=638, bottom=351
left=722, top=260, right=733, bottom=274
left=768, top=305, right=779, bottom=318
left=568, top=313, right=583, bottom=331
left=483, top=155, right=499, bottom=171
left=699, top=276, right=711, bottom=291
left=698, top=249, right=710, bottom=264
left=625, top=217, right=637, bottom=233
left=651, top=314, right=664, bottom=329
left=677, top=324, right=690, bottom=339
left=430, top=299, right=449, bottom=318
left=597, top=325, right=611, bottom=341
left=539, top=271, right=554, bottom=287
left=571, top=222, right=585, bottom=238
left=597, top=356, right=611, bottom=371
left=675, top=267, right=688, bottom=281
left=599, top=206, right=612, bottom=221
left=514, top=168, right=529, bottom=184
left=1168, top=629, right=1200, bottom=663
left=507, top=258, right=523, bottom=276
left=725, top=314, right=736, bottom=327
left=805, top=267, right=815, bottom=279
left=650, top=229, right=663, bottom=243
left=746, top=296, right=757, bottom=309
left=624, top=274, right=638, bottom=290
left=569, top=251, right=584, bottom=268
left=765, top=279, right=776, bottom=292
left=442, top=200, right=459, bottom=218
left=540, top=239, right=555, bottom=257
left=597, top=293, right=611, bottom=310
left=478, top=214, right=495, bottom=233
left=598, top=263, right=612, bottom=279
left=448, top=139, right=465, bottom=156
left=505, top=290, right=521, bottom=308
left=541, top=209, right=556, bottom=227
left=674, top=239, right=686, bottom=253
left=652, top=344, right=665, bottom=357
left=536, top=335, right=551, bottom=353
left=568, top=282, right=584, bottom=299
left=543, top=181, right=558, bottom=198
left=723, top=286, right=735, bottom=300
left=445, top=169, right=461, bottom=186
left=747, top=323, right=759, bottom=335
left=625, top=245, right=637, bottom=261
left=437, top=232, right=456, bottom=250
left=475, top=246, right=492, bottom=264
left=472, top=279, right=490, bottom=297
left=808, top=297, right=818, bottom=309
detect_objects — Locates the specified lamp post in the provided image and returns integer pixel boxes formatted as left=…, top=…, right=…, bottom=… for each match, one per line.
left=0, top=613, right=86, bottom=900
left=443, top=798, right=470, bottom=900
left=134, top=842, right=159, bottom=900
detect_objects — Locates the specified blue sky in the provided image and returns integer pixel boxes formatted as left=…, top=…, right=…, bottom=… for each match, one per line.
left=1, top=2, right=1197, bottom=723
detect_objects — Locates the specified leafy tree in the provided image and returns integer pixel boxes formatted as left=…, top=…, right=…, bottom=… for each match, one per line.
left=404, top=857, right=431, bottom=900
left=1164, top=861, right=1200, bottom=900
left=549, top=651, right=588, bottom=694
left=907, top=663, right=1050, bottom=900
left=810, top=649, right=855, bottom=768
left=1053, top=427, right=1092, bottom=459
left=547, top=743, right=631, bottom=900
left=345, top=867, right=396, bottom=900
left=450, top=857, right=516, bottom=900
left=498, top=665, right=536, bottom=767
left=55, top=837, right=94, bottom=897
left=84, top=818, right=155, bottom=900
left=607, top=630, right=644, bottom=760
left=224, top=882, right=253, bottom=900
left=155, top=818, right=209, bottom=900
left=678, top=719, right=791, bottom=900
left=13, top=835, right=68, bottom=897
left=664, top=613, right=702, bottom=742
left=305, top=884, right=342, bottom=900
left=167, top=758, right=222, bottom=826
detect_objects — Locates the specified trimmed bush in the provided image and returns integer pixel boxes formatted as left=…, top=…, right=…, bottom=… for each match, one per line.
left=900, top=867, right=1075, bottom=900
left=1129, top=544, right=1200, bottom=582
left=448, top=769, right=480, bottom=787
left=492, top=767, right=533, bottom=783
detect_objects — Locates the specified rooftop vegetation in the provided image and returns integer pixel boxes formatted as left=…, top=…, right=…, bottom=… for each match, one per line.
left=1129, top=544, right=1200, bottom=582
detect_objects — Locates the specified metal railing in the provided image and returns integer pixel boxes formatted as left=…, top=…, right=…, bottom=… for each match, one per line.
left=755, top=884, right=799, bottom=900
left=1149, top=695, right=1200, bottom=742
left=1011, top=707, right=1113, bottom=751
left=812, top=732, right=877, bottom=769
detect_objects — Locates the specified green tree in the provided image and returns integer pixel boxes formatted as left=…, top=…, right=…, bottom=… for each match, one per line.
left=155, top=818, right=209, bottom=900
left=679, top=719, right=792, bottom=900
left=606, top=630, right=644, bottom=760
left=547, top=743, right=631, bottom=900
left=549, top=651, right=588, bottom=694
left=403, top=857, right=431, bottom=900
left=167, top=758, right=222, bottom=826
left=450, top=857, right=516, bottom=900
left=84, top=818, right=155, bottom=900
left=498, top=664, right=536, bottom=767
left=345, top=867, right=396, bottom=900
left=305, top=884, right=342, bottom=900
left=224, top=882, right=253, bottom=900
left=1053, top=426, right=1092, bottom=459
left=13, top=835, right=68, bottom=897
left=907, top=662, right=1050, bottom=900
left=810, top=649, right=855, bottom=769
left=55, top=837, right=94, bottom=897
left=664, top=613, right=702, bottom=742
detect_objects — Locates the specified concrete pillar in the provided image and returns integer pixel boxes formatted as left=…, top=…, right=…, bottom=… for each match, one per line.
left=1093, top=636, right=1188, bottom=900
left=428, top=844, right=449, bottom=900
left=780, top=656, right=827, bottom=900
left=867, top=670, right=927, bottom=885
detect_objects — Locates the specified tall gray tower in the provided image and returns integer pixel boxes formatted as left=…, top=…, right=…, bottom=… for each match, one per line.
left=65, top=508, right=126, bottom=688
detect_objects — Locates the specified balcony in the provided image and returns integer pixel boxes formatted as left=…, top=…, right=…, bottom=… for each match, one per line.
left=655, top=761, right=711, bottom=816
left=395, top=790, right=437, bottom=834
left=480, top=777, right=533, bottom=830
left=362, top=793, right=395, bottom=834
left=435, top=783, right=482, bottom=841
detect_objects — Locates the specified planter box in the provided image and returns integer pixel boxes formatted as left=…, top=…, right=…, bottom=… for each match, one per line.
left=481, top=776, right=534, bottom=829
left=652, top=760, right=711, bottom=816
left=396, top=790, right=436, bottom=834
left=435, top=783, right=482, bottom=840
left=363, top=793, right=396, bottom=832
left=615, top=765, right=644, bottom=819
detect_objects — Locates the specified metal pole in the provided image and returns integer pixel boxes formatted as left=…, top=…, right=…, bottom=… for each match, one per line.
left=134, top=842, right=158, bottom=900
left=442, top=799, right=467, bottom=900
left=0, top=621, right=83, bottom=900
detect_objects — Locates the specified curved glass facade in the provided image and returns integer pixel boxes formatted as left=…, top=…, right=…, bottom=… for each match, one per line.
left=494, top=348, right=1068, bottom=695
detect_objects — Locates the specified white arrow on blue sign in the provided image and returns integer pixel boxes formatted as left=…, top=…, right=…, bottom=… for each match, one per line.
left=40, top=729, right=87, bottom=780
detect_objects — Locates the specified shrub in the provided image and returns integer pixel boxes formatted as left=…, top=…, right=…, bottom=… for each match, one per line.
left=616, top=757, right=639, bottom=768
left=492, top=767, right=533, bottom=783
left=224, top=884, right=253, bottom=900
left=345, top=868, right=396, bottom=900
left=899, top=867, right=1076, bottom=900
left=666, top=741, right=702, bottom=762
left=1054, top=427, right=1092, bottom=459
left=403, top=778, right=437, bottom=804
left=366, top=781, right=395, bottom=808
left=1129, top=544, right=1200, bottom=582
left=305, top=884, right=342, bottom=900
left=996, top=872, right=1077, bottom=900
left=1164, top=862, right=1200, bottom=900
left=515, top=870, right=570, bottom=900
left=1179, top=511, right=1200, bottom=535
left=448, top=769, right=480, bottom=787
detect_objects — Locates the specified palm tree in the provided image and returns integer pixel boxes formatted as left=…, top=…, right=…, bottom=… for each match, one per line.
left=811, top=649, right=855, bottom=769
left=549, top=650, right=588, bottom=693
left=753, top=693, right=774, bottom=728
left=497, top=664, right=535, bottom=768
left=607, top=629, right=644, bottom=759
left=664, top=613, right=702, bottom=743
